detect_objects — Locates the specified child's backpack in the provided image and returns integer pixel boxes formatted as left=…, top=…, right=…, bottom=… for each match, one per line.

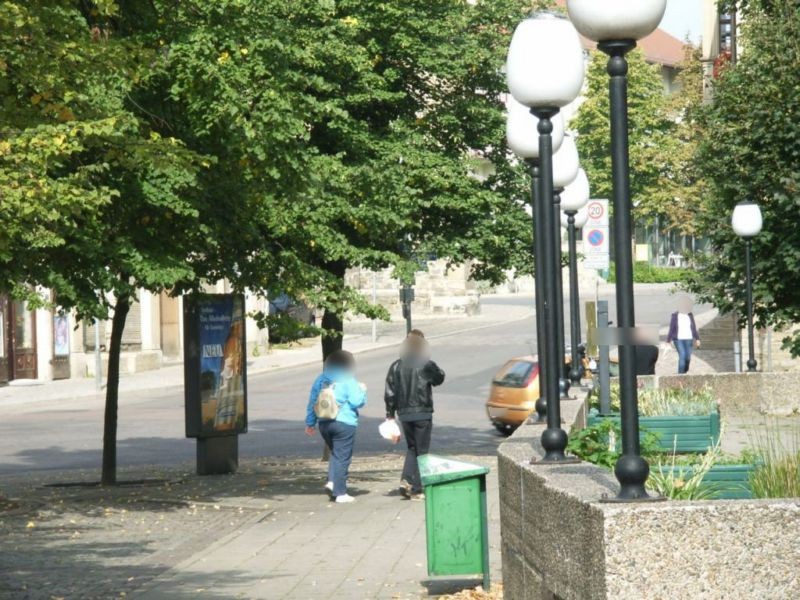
left=313, top=383, right=339, bottom=420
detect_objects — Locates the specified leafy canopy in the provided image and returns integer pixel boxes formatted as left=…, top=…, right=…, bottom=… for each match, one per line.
left=684, top=0, right=800, bottom=355
left=572, top=49, right=677, bottom=226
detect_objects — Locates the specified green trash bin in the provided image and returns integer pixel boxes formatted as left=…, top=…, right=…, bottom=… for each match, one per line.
left=418, top=454, right=490, bottom=590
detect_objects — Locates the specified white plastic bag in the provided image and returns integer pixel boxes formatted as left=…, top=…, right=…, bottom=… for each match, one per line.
left=379, top=419, right=402, bottom=443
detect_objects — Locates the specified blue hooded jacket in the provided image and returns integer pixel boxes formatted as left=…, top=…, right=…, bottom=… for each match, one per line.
left=305, top=366, right=367, bottom=428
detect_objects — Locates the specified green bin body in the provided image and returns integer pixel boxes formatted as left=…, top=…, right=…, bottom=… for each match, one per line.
left=418, top=455, right=490, bottom=589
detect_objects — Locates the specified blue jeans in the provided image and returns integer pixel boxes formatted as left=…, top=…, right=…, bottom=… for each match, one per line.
left=674, top=340, right=694, bottom=374
left=319, top=421, right=357, bottom=497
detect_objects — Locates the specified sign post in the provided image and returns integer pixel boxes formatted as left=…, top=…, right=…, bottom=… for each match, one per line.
left=583, top=200, right=610, bottom=271
left=184, top=294, right=248, bottom=475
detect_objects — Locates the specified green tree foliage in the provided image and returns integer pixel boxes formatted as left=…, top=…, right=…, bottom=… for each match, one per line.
left=661, top=45, right=707, bottom=235
left=684, top=0, right=800, bottom=355
left=2, top=0, right=545, bottom=480
left=572, top=49, right=677, bottom=226
left=0, top=1, right=206, bottom=484
left=129, top=0, right=538, bottom=357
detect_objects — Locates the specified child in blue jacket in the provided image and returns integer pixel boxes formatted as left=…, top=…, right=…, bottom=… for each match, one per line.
left=305, top=350, right=367, bottom=503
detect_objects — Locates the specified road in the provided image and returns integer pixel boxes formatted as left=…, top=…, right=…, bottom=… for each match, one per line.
left=0, top=287, right=705, bottom=476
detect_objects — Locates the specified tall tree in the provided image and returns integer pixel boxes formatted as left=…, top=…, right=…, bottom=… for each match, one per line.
left=0, top=1, right=205, bottom=484
left=572, top=49, right=677, bottom=226
left=133, top=0, right=538, bottom=360
left=660, top=44, right=708, bottom=235
left=685, top=0, right=800, bottom=355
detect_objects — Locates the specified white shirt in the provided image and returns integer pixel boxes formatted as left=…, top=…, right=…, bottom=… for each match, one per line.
left=677, top=313, right=693, bottom=340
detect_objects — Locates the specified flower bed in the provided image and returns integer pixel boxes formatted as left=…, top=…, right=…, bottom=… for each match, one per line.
left=588, top=385, right=721, bottom=452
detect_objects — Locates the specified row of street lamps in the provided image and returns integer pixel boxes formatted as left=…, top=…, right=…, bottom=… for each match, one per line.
left=504, top=1, right=765, bottom=501
left=505, top=1, right=669, bottom=500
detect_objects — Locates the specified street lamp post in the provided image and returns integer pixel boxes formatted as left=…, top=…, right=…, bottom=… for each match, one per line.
left=567, top=0, right=667, bottom=500
left=552, top=137, right=581, bottom=397
left=732, top=200, right=763, bottom=372
left=507, top=98, right=565, bottom=422
left=561, top=169, right=591, bottom=384
left=507, top=12, right=585, bottom=462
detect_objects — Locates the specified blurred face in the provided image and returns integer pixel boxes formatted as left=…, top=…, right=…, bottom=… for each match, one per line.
left=402, top=335, right=429, bottom=359
left=678, top=296, right=693, bottom=314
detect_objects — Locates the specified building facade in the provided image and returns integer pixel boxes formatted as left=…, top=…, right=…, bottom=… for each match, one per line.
left=0, top=288, right=269, bottom=385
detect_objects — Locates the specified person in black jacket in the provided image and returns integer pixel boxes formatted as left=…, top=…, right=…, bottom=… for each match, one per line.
left=384, top=330, right=445, bottom=500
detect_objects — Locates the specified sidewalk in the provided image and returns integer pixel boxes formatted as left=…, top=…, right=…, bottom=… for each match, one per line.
left=0, top=300, right=533, bottom=411
left=0, top=453, right=501, bottom=600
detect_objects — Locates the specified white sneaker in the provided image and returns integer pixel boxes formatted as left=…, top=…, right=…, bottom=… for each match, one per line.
left=335, top=494, right=355, bottom=504
left=325, top=481, right=334, bottom=493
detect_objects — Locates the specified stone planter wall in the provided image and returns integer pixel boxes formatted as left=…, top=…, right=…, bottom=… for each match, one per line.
left=499, top=395, right=800, bottom=600
left=637, top=371, right=800, bottom=417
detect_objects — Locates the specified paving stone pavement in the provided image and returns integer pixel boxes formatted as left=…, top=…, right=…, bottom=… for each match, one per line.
left=0, top=454, right=502, bottom=600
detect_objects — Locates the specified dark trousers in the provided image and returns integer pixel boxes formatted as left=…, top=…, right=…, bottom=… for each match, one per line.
left=401, top=419, right=433, bottom=494
left=318, top=421, right=357, bottom=497
left=674, top=340, right=694, bottom=374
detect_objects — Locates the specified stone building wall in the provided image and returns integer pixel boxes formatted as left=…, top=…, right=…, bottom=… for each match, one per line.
left=346, top=260, right=480, bottom=317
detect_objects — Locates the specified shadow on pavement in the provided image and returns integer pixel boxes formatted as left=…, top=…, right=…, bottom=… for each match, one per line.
left=1, top=415, right=506, bottom=476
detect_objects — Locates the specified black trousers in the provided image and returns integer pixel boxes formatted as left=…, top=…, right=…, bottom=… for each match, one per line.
left=401, top=419, right=432, bottom=494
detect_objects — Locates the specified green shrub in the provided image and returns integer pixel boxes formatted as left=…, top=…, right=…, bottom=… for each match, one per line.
left=607, top=261, right=691, bottom=284
left=567, top=419, right=661, bottom=469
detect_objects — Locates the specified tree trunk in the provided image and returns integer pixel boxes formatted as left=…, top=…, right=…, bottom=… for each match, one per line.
left=321, top=308, right=344, bottom=362
left=101, top=295, right=131, bottom=486
left=320, top=261, right=347, bottom=362
left=320, top=262, right=347, bottom=463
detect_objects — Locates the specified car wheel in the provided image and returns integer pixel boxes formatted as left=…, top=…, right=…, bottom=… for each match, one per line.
left=494, top=423, right=514, bottom=436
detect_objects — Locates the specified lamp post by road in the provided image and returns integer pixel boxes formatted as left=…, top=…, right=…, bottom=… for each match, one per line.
left=567, top=0, right=667, bottom=500
left=732, top=200, right=763, bottom=372
left=551, top=136, right=580, bottom=397
left=507, top=97, right=565, bottom=423
left=560, top=169, right=591, bottom=384
left=507, top=12, right=585, bottom=463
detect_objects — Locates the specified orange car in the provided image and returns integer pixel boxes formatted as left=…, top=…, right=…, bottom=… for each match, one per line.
left=486, top=356, right=540, bottom=434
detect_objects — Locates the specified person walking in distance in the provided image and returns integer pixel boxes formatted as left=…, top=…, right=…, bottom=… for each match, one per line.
left=384, top=330, right=445, bottom=500
left=667, top=297, right=701, bottom=375
left=305, top=350, right=367, bottom=504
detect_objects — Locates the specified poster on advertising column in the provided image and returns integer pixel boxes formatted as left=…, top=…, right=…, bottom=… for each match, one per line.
left=184, top=294, right=248, bottom=438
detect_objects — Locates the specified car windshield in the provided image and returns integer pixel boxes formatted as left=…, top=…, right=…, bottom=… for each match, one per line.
left=493, top=360, right=535, bottom=388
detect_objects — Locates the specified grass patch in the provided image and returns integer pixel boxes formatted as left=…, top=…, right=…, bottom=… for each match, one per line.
left=748, top=420, right=800, bottom=499
left=590, top=384, right=718, bottom=417
left=608, top=261, right=691, bottom=284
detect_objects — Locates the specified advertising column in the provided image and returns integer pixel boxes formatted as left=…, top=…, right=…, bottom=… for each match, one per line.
left=183, top=294, right=248, bottom=475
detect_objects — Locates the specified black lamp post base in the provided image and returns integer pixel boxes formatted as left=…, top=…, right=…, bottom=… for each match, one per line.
left=569, top=367, right=584, bottom=385
left=532, top=455, right=581, bottom=465
left=600, top=489, right=667, bottom=504
left=535, top=397, right=547, bottom=421
left=530, top=427, right=581, bottom=465
left=747, top=359, right=758, bottom=372
left=559, top=377, right=571, bottom=399
left=600, top=454, right=663, bottom=503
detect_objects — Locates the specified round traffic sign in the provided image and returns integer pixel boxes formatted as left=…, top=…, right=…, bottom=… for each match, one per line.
left=587, top=229, right=605, bottom=247
left=587, top=201, right=604, bottom=220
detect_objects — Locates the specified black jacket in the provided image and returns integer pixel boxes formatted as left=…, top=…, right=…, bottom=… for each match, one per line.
left=634, top=345, right=659, bottom=376
left=384, top=357, right=445, bottom=419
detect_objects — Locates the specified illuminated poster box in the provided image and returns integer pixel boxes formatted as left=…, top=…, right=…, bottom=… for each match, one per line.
left=184, top=294, right=248, bottom=438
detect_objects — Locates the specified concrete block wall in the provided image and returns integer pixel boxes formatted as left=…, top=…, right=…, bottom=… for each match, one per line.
left=498, top=393, right=800, bottom=600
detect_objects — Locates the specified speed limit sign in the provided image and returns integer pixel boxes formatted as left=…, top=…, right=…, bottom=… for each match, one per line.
left=586, top=200, right=607, bottom=226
